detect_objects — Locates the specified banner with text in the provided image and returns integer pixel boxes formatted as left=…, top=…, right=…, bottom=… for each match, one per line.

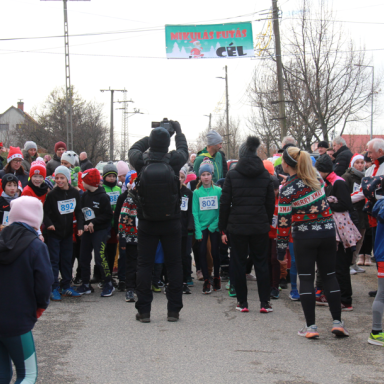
left=165, top=22, right=254, bottom=59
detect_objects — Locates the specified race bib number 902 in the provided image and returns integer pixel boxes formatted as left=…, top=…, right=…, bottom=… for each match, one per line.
left=199, top=196, right=218, bottom=211
left=58, top=198, right=76, bottom=215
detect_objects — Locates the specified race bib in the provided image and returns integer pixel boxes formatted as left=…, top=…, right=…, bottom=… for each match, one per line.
left=82, top=207, right=96, bottom=221
left=272, top=215, right=278, bottom=228
left=353, top=182, right=361, bottom=193
left=181, top=197, right=189, bottom=211
left=199, top=196, right=218, bottom=211
left=58, top=198, right=76, bottom=215
left=2, top=211, right=10, bottom=226
left=107, top=191, right=120, bottom=205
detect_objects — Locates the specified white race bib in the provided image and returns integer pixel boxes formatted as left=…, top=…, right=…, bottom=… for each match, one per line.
left=58, top=198, right=76, bottom=215
left=82, top=207, right=96, bottom=221
left=107, top=191, right=120, bottom=205
left=2, top=211, right=10, bottom=226
left=272, top=215, right=278, bottom=228
left=199, top=196, right=218, bottom=211
left=353, top=182, right=361, bottom=193
left=181, top=197, right=189, bottom=211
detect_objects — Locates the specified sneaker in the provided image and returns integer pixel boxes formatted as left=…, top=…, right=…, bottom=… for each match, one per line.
left=246, top=273, right=256, bottom=281
left=341, top=303, right=353, bottom=311
left=368, top=332, right=384, bottom=346
left=186, top=277, right=194, bottom=287
left=183, top=283, right=192, bottom=294
left=229, top=286, right=237, bottom=297
left=350, top=267, right=357, bottom=275
left=316, top=294, right=329, bottom=306
left=98, top=282, right=103, bottom=289
left=220, top=270, right=229, bottom=282
left=289, top=289, right=300, bottom=301
left=260, top=302, right=273, bottom=313
left=225, top=280, right=231, bottom=290
left=279, top=278, right=288, bottom=289
left=202, top=279, right=212, bottom=294
left=298, top=324, right=319, bottom=339
left=353, top=264, right=365, bottom=273
left=167, top=312, right=179, bottom=322
left=76, top=284, right=92, bottom=295
left=152, top=284, right=161, bottom=293
left=90, top=276, right=101, bottom=284
left=236, top=302, right=249, bottom=312
left=136, top=313, right=150, bottom=323
left=101, top=282, right=115, bottom=297
left=117, top=281, right=126, bottom=292
left=196, top=270, right=204, bottom=281
left=157, top=280, right=165, bottom=288
left=125, top=290, right=135, bottom=302
left=365, top=254, right=372, bottom=266
left=50, top=288, right=61, bottom=301
left=369, top=290, right=377, bottom=297
left=61, top=287, right=81, bottom=297
left=72, top=277, right=82, bottom=286
left=331, top=320, right=349, bottom=337
left=270, top=288, right=280, bottom=299
left=112, top=277, right=118, bottom=288
left=213, top=277, right=221, bottom=291
left=315, top=289, right=322, bottom=298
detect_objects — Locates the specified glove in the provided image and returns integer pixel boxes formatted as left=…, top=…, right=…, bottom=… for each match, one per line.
left=36, top=308, right=45, bottom=319
left=171, top=120, right=182, bottom=135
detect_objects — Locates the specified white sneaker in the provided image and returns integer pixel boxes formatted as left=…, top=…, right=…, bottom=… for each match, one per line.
left=352, top=264, right=365, bottom=273
left=246, top=274, right=257, bottom=281
left=350, top=267, right=357, bottom=275
left=298, top=324, right=319, bottom=339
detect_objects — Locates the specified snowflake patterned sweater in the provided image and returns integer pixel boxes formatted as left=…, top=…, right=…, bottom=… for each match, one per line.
left=277, top=174, right=335, bottom=260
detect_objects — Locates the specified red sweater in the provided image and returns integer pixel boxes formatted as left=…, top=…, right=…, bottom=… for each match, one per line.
left=21, top=185, right=47, bottom=204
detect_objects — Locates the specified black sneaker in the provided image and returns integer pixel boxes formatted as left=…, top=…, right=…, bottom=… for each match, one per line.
left=89, top=284, right=95, bottom=293
left=279, top=278, right=288, bottom=289
left=213, top=277, right=221, bottom=291
left=125, top=290, right=135, bottom=302
left=118, top=281, right=126, bottom=292
left=112, top=278, right=118, bottom=288
left=270, top=288, right=280, bottom=299
left=369, top=290, right=377, bottom=297
left=136, top=313, right=150, bottom=323
left=220, top=270, right=229, bottom=282
left=73, top=277, right=82, bottom=286
left=183, top=283, right=192, bottom=294
left=202, top=279, right=212, bottom=294
left=167, top=312, right=179, bottom=322
left=260, top=301, right=273, bottom=313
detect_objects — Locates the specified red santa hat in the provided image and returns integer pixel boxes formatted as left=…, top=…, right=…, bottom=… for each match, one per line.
left=30, top=161, right=47, bottom=179
left=7, top=146, right=23, bottom=163
left=350, top=153, right=364, bottom=169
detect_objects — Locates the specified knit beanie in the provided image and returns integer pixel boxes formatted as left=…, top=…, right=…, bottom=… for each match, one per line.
left=45, top=177, right=54, bottom=190
left=199, top=157, right=214, bottom=177
left=263, top=160, right=275, bottom=175
left=54, top=141, right=67, bottom=153
left=9, top=196, right=43, bottom=230
left=117, top=161, right=130, bottom=177
left=30, top=161, right=47, bottom=179
left=186, top=173, right=197, bottom=184
left=103, top=162, right=118, bottom=179
left=179, top=166, right=188, bottom=178
left=82, top=168, right=101, bottom=187
left=350, top=153, right=364, bottom=169
left=61, top=151, right=76, bottom=166
left=149, top=127, right=170, bottom=153
left=7, top=147, right=23, bottom=163
left=24, top=141, right=37, bottom=151
left=55, top=165, right=71, bottom=183
left=315, top=154, right=334, bottom=173
left=206, top=130, right=223, bottom=146
left=239, top=136, right=261, bottom=158
left=2, top=174, right=18, bottom=190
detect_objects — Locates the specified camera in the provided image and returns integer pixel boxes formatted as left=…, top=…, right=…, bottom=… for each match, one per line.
left=151, top=118, right=175, bottom=137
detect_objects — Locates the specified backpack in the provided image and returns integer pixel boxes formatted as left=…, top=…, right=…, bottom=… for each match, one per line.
left=136, top=153, right=180, bottom=221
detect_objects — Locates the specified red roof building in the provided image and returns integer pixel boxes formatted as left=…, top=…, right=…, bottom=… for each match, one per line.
left=342, top=135, right=384, bottom=154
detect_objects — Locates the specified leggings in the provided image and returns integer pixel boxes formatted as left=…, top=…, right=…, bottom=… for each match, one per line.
left=372, top=263, right=384, bottom=331
left=293, top=236, right=342, bottom=327
left=288, top=243, right=298, bottom=291
left=0, top=331, right=37, bottom=384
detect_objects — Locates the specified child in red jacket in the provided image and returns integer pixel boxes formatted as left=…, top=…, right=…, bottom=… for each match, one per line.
left=22, top=160, right=48, bottom=204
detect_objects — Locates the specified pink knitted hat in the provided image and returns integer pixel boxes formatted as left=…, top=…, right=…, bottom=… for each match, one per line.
left=117, top=161, right=130, bottom=177
left=9, top=196, right=43, bottom=229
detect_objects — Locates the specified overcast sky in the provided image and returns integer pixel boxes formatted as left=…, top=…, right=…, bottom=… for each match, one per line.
left=1, top=0, right=383, bottom=152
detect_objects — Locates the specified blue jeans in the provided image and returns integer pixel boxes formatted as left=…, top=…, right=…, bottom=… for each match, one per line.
left=47, top=235, right=73, bottom=290
left=289, top=243, right=298, bottom=291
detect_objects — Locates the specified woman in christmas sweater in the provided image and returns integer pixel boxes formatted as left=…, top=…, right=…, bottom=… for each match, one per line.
left=277, top=146, right=349, bottom=339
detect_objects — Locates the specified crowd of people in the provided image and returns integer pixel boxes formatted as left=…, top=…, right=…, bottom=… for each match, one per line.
left=0, top=128, right=384, bottom=383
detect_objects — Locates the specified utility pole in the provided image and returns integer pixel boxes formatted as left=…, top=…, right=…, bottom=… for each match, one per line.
left=204, top=113, right=212, bottom=129
left=272, top=0, right=287, bottom=140
left=116, top=94, right=134, bottom=160
left=100, top=87, right=127, bottom=160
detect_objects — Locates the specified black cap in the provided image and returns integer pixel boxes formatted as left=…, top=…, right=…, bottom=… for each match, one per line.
left=149, top=127, right=171, bottom=153
left=2, top=174, right=18, bottom=190
left=318, top=141, right=329, bottom=149
left=315, top=154, right=333, bottom=173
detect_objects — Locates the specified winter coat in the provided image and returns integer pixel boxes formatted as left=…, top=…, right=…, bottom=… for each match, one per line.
left=372, top=199, right=384, bottom=263
left=102, top=183, right=121, bottom=227
left=21, top=150, right=39, bottom=173
left=333, top=145, right=353, bottom=176
left=0, top=169, right=29, bottom=189
left=324, top=172, right=353, bottom=213
left=80, top=158, right=93, bottom=172
left=194, top=148, right=226, bottom=184
left=46, top=154, right=62, bottom=177
left=180, top=184, right=194, bottom=236
left=0, top=223, right=53, bottom=337
left=0, top=196, right=12, bottom=226
left=219, top=154, right=275, bottom=235
left=22, top=179, right=49, bottom=204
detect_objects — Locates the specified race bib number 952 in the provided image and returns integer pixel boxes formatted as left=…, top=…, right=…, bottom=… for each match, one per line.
left=199, top=196, right=218, bottom=211
left=58, top=198, right=76, bottom=215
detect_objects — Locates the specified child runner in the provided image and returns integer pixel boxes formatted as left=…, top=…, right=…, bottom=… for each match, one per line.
left=192, top=158, right=222, bottom=294
left=43, top=166, right=84, bottom=301
left=0, top=196, right=53, bottom=384
left=117, top=161, right=130, bottom=193
left=22, top=160, right=48, bottom=204
left=0, top=174, right=19, bottom=229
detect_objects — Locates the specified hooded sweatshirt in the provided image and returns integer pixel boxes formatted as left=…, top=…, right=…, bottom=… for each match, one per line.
left=0, top=192, right=18, bottom=226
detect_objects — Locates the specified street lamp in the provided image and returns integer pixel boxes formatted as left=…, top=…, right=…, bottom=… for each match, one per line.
left=355, top=64, right=374, bottom=140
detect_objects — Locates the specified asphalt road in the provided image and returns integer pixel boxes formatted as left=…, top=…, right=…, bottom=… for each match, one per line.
left=21, top=265, right=383, bottom=384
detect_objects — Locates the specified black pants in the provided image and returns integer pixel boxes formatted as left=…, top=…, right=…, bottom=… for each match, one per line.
left=192, top=239, right=201, bottom=272
left=219, top=240, right=230, bottom=273
left=335, top=243, right=353, bottom=305
left=181, top=235, right=192, bottom=283
left=198, top=229, right=220, bottom=280
left=230, top=232, right=270, bottom=305
left=136, top=219, right=183, bottom=314
left=106, top=243, right=117, bottom=275
left=294, top=236, right=341, bottom=326
left=124, top=244, right=138, bottom=290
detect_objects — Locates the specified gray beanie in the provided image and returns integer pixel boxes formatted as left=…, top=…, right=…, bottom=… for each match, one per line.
left=24, top=141, right=37, bottom=151
left=103, top=161, right=118, bottom=178
left=239, top=136, right=261, bottom=158
left=55, top=165, right=71, bottom=183
left=206, top=130, right=223, bottom=146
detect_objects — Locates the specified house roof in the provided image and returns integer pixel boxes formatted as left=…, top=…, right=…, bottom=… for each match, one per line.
left=0, top=106, right=39, bottom=126
left=342, top=134, right=384, bottom=154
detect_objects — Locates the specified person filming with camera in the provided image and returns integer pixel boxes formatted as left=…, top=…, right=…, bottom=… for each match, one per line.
left=128, top=119, right=188, bottom=323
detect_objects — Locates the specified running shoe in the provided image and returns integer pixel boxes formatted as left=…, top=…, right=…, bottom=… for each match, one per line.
left=341, top=303, right=353, bottom=312
left=298, top=324, right=319, bottom=339
left=76, top=284, right=92, bottom=295
left=167, top=312, right=179, bottom=322
left=289, top=289, right=300, bottom=301
left=202, top=279, right=212, bottom=294
left=98, top=282, right=103, bottom=289
left=152, top=284, right=161, bottom=293
left=125, top=290, right=135, bottom=302
left=213, top=277, right=221, bottom=291
left=183, top=283, right=192, bottom=294
left=236, top=302, right=249, bottom=312
left=246, top=273, right=256, bottom=281
left=61, top=287, right=81, bottom=297
left=368, top=332, right=384, bottom=346
left=331, top=320, right=349, bottom=337
left=270, top=288, right=280, bottom=299
left=101, top=282, right=115, bottom=297
left=229, top=286, right=237, bottom=297
left=279, top=278, right=288, bottom=289
left=220, top=270, right=229, bottom=282
left=225, top=280, right=231, bottom=290
left=353, top=264, right=365, bottom=273
left=50, top=288, right=61, bottom=301
left=349, top=267, right=357, bottom=275
left=316, top=294, right=329, bottom=306
left=369, top=290, right=377, bottom=297
left=136, top=313, right=150, bottom=323
left=260, top=302, right=273, bottom=313
left=186, top=277, right=194, bottom=287
left=117, top=281, right=126, bottom=292
left=72, top=277, right=82, bottom=286
left=196, top=270, right=204, bottom=281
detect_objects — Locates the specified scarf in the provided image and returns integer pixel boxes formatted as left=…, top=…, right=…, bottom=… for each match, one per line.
left=27, top=179, right=48, bottom=197
left=1, top=191, right=19, bottom=204
left=103, top=180, right=117, bottom=189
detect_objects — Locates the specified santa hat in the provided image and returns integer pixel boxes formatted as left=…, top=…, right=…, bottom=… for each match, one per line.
left=7, top=147, right=23, bottom=163
left=30, top=161, right=47, bottom=179
left=82, top=168, right=100, bottom=187
left=350, top=153, right=364, bottom=169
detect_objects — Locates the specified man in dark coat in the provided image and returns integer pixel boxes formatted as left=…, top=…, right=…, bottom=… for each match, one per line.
left=46, top=141, right=67, bottom=176
left=332, top=136, right=353, bottom=176
left=219, top=136, right=275, bottom=313
left=79, top=152, right=93, bottom=172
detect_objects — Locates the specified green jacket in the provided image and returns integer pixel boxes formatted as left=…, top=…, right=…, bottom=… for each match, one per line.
left=192, top=185, right=222, bottom=240
left=102, top=184, right=121, bottom=227
left=194, top=148, right=223, bottom=183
